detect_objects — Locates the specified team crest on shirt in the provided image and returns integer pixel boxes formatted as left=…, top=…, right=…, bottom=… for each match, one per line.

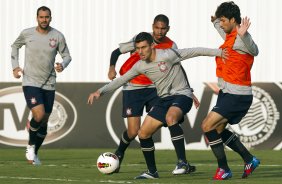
left=31, top=97, right=37, bottom=105
left=158, top=61, right=168, bottom=72
left=49, top=38, right=57, bottom=48
left=126, top=108, right=132, bottom=116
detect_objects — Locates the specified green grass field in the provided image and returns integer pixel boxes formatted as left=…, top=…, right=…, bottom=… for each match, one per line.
left=0, top=148, right=281, bottom=184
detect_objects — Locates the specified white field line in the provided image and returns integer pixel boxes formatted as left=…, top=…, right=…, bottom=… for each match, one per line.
left=0, top=176, right=91, bottom=183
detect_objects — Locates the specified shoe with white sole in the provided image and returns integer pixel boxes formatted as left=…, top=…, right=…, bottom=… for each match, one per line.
left=25, top=145, right=35, bottom=164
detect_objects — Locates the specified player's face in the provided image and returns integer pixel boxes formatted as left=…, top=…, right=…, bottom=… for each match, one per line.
left=37, top=10, right=51, bottom=30
left=135, top=40, right=154, bottom=61
left=152, top=21, right=170, bottom=42
left=219, top=16, right=236, bottom=34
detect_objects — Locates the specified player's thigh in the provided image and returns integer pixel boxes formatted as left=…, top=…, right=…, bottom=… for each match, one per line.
left=138, top=115, right=162, bottom=139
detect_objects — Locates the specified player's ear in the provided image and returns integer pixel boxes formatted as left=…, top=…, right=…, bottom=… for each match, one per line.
left=167, top=26, right=170, bottom=32
left=50, top=16, right=52, bottom=22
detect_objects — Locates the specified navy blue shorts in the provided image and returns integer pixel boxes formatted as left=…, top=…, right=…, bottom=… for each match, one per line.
left=212, top=90, right=253, bottom=125
left=122, top=88, right=159, bottom=117
left=148, top=95, right=193, bottom=127
left=23, top=86, right=55, bottom=113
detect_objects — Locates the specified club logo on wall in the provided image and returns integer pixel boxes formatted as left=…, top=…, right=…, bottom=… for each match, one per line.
left=0, top=86, right=77, bottom=147
left=227, top=85, right=280, bottom=148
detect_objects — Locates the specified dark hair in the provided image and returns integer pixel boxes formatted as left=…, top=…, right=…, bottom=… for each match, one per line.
left=215, top=1, right=241, bottom=24
left=134, top=32, right=154, bottom=45
left=153, top=14, right=169, bottom=26
left=37, top=6, right=51, bottom=16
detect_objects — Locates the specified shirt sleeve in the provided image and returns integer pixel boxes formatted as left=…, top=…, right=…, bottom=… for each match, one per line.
left=98, top=64, right=140, bottom=95
left=213, top=19, right=226, bottom=40
left=168, top=48, right=222, bottom=64
left=11, top=31, right=26, bottom=70
left=58, top=34, right=72, bottom=69
left=118, top=35, right=136, bottom=54
left=237, top=33, right=259, bottom=56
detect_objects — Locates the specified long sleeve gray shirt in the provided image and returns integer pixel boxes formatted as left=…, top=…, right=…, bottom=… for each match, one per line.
left=11, top=27, right=72, bottom=90
left=118, top=33, right=178, bottom=90
left=99, top=48, right=222, bottom=98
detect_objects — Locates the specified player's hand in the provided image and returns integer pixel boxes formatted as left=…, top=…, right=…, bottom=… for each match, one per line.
left=237, top=16, right=251, bottom=37
left=13, top=67, right=23, bottom=79
left=55, top=62, right=64, bottom=72
left=87, top=91, right=101, bottom=105
left=211, top=15, right=217, bottom=22
left=221, top=48, right=229, bottom=63
left=192, top=93, right=200, bottom=109
left=108, top=66, right=117, bottom=80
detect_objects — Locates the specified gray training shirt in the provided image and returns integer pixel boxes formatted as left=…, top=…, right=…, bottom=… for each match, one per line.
left=99, top=48, right=222, bottom=99
left=118, top=33, right=178, bottom=90
left=11, top=27, right=72, bottom=90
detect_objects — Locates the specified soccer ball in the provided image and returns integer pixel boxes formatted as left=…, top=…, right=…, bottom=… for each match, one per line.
left=97, top=152, right=119, bottom=174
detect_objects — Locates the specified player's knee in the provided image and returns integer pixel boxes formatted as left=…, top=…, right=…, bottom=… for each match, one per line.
left=138, top=129, right=150, bottom=139
left=33, top=112, right=46, bottom=122
left=127, top=129, right=138, bottom=139
left=166, top=115, right=177, bottom=126
left=201, top=120, right=212, bottom=132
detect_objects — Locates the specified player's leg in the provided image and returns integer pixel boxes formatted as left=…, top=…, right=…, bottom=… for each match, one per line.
left=23, top=86, right=46, bottom=164
left=165, top=95, right=195, bottom=174
left=202, top=111, right=232, bottom=180
left=32, top=89, right=54, bottom=165
left=115, top=89, right=145, bottom=172
left=134, top=115, right=162, bottom=179
left=114, top=117, right=140, bottom=172
left=217, top=93, right=260, bottom=178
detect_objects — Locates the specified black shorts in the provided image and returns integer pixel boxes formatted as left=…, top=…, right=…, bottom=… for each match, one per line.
left=212, top=90, right=253, bottom=125
left=148, top=95, right=193, bottom=127
left=23, top=86, right=55, bottom=113
left=122, top=88, right=159, bottom=118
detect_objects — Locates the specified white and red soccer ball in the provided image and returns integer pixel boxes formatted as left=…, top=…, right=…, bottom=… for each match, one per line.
left=97, top=152, right=119, bottom=174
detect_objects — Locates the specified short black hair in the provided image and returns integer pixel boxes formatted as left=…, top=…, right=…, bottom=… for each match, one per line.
left=215, top=1, right=241, bottom=24
left=134, top=32, right=154, bottom=45
left=153, top=14, right=169, bottom=26
left=37, top=6, right=51, bottom=17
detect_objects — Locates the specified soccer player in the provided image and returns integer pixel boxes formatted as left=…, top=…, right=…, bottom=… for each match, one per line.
left=201, top=1, right=260, bottom=180
left=88, top=32, right=226, bottom=179
left=11, top=6, right=72, bottom=165
left=108, top=14, right=198, bottom=174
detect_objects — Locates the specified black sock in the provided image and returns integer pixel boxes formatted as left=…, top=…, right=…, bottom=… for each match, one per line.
left=221, top=129, right=253, bottom=163
left=205, top=129, right=229, bottom=170
left=168, top=124, right=186, bottom=162
left=139, top=137, right=157, bottom=174
left=29, top=118, right=41, bottom=145
left=35, top=125, right=47, bottom=155
left=116, top=131, right=134, bottom=155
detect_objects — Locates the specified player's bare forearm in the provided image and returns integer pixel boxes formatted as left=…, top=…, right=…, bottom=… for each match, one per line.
left=87, top=90, right=101, bottom=105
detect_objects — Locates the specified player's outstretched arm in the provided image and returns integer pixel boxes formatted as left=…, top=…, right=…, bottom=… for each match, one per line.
left=87, top=90, right=101, bottom=105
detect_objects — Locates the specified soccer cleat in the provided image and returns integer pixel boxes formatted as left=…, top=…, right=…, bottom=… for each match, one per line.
left=134, top=170, right=159, bottom=179
left=113, top=151, right=124, bottom=173
left=213, top=168, right=232, bottom=180
left=172, top=160, right=196, bottom=175
left=25, top=145, right=35, bottom=164
left=33, top=155, right=41, bottom=165
left=242, top=156, right=260, bottom=178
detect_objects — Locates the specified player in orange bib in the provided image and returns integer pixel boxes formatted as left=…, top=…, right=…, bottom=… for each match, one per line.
left=201, top=1, right=260, bottom=180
